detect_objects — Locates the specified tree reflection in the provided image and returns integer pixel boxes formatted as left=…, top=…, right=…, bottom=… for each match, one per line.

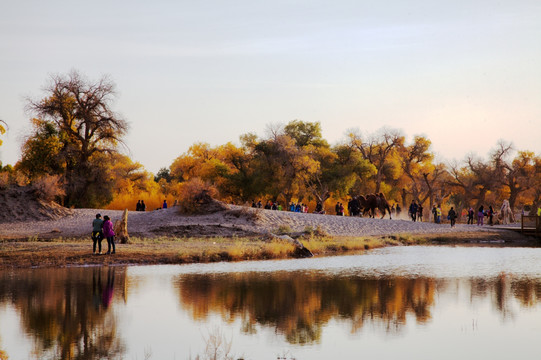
left=176, top=272, right=437, bottom=344
left=0, top=267, right=126, bottom=360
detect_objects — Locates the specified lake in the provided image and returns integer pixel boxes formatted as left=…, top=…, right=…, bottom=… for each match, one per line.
left=2, top=245, right=541, bottom=359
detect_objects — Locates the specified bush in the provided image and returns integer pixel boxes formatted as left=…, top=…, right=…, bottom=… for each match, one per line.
left=178, top=178, right=227, bottom=214
left=32, top=175, right=65, bottom=201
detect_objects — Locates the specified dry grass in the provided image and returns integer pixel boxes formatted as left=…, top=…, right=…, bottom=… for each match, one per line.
left=0, top=230, right=534, bottom=269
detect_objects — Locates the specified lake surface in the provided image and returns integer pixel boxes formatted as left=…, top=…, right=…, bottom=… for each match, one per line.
left=2, top=246, right=541, bottom=359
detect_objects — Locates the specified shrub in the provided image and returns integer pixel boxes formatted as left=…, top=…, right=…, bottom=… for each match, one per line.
left=178, top=178, right=227, bottom=214
left=32, top=175, right=65, bottom=201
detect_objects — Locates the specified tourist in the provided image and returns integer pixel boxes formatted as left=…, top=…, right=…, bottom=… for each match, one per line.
left=162, top=199, right=168, bottom=209
left=448, top=207, right=457, bottom=227
left=409, top=200, right=418, bottom=222
left=102, top=215, right=116, bottom=255
left=477, top=205, right=485, bottom=226
left=467, top=207, right=474, bottom=224
left=136, top=200, right=142, bottom=211
left=140, top=200, right=146, bottom=211
left=436, top=205, right=442, bottom=224
left=91, top=213, right=104, bottom=255
left=488, top=205, right=494, bottom=226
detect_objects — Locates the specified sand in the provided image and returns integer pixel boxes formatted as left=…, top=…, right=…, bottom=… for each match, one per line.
left=0, top=205, right=520, bottom=240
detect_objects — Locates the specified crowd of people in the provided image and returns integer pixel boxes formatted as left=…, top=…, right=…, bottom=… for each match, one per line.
left=249, top=197, right=507, bottom=228
left=251, top=200, right=312, bottom=213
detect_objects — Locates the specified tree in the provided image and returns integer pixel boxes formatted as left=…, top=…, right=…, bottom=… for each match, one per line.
left=0, top=119, right=6, bottom=147
left=17, top=118, right=64, bottom=179
left=348, top=127, right=405, bottom=193
left=284, top=120, right=328, bottom=148
left=24, top=70, right=129, bottom=207
left=490, top=141, right=539, bottom=211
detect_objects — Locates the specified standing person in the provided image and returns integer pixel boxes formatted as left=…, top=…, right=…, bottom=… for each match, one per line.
left=335, top=202, right=340, bottom=215
left=162, top=200, right=168, bottom=209
left=418, top=204, right=424, bottom=222
left=141, top=200, right=146, bottom=211
left=136, top=200, right=141, bottom=211
left=102, top=215, right=116, bottom=255
left=339, top=202, right=344, bottom=216
left=477, top=205, right=485, bottom=226
left=467, top=207, right=474, bottom=224
left=409, top=200, right=418, bottom=222
left=448, top=207, right=457, bottom=227
left=91, top=214, right=104, bottom=255
left=488, top=205, right=495, bottom=226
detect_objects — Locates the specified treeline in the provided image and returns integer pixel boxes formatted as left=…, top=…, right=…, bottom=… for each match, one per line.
left=1, top=71, right=540, bottom=214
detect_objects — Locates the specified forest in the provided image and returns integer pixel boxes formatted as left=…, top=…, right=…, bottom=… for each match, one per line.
left=1, top=71, right=540, bottom=216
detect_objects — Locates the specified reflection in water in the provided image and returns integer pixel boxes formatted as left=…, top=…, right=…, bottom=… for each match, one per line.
left=0, top=267, right=126, bottom=360
left=3, top=248, right=541, bottom=359
left=177, top=272, right=541, bottom=345
left=177, top=272, right=437, bottom=344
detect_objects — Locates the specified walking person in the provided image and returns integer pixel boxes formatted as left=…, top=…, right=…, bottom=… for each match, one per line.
left=91, top=214, right=104, bottom=255
left=436, top=205, right=442, bottom=224
left=102, top=215, right=116, bottom=255
left=432, top=205, right=438, bottom=223
left=448, top=207, right=457, bottom=227
left=467, top=207, right=474, bottom=224
left=477, top=205, right=485, bottom=226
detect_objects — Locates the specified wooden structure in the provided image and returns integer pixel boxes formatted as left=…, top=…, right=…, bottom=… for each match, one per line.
left=521, top=215, right=541, bottom=237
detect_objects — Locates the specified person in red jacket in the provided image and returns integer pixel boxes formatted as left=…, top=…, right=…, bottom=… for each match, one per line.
left=102, top=215, right=116, bottom=254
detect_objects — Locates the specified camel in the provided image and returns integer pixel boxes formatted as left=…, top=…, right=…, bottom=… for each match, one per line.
left=498, top=199, right=515, bottom=224
left=357, top=193, right=392, bottom=219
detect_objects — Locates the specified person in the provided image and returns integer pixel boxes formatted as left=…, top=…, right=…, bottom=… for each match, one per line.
left=448, top=207, right=457, bottom=227
left=91, top=214, right=104, bottom=254
left=488, top=205, right=494, bottom=226
left=251, top=200, right=256, bottom=208
left=102, top=215, right=116, bottom=254
left=418, top=204, right=424, bottom=222
left=140, top=200, right=146, bottom=211
left=396, top=204, right=401, bottom=217
left=335, top=202, right=340, bottom=215
left=136, top=200, right=141, bottom=211
left=432, top=205, right=437, bottom=223
left=538, top=206, right=541, bottom=216
left=162, top=199, right=168, bottom=209
left=409, top=200, right=418, bottom=222
left=477, top=205, right=484, bottom=226
left=339, top=202, right=344, bottom=216
left=436, top=205, right=442, bottom=224
left=467, top=207, right=474, bottom=224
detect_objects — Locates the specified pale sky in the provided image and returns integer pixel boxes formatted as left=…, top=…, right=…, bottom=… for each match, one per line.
left=1, top=0, right=540, bottom=173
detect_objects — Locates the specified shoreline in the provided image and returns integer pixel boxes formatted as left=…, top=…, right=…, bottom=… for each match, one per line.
left=0, top=206, right=537, bottom=269
left=0, top=230, right=536, bottom=270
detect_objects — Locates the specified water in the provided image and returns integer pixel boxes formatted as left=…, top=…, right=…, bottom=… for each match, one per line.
left=2, top=246, right=541, bottom=359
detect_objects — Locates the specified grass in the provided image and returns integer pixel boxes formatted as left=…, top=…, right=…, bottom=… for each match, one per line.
left=0, top=230, right=534, bottom=269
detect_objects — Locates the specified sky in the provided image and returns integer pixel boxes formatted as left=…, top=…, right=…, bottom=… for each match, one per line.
left=1, top=0, right=540, bottom=173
